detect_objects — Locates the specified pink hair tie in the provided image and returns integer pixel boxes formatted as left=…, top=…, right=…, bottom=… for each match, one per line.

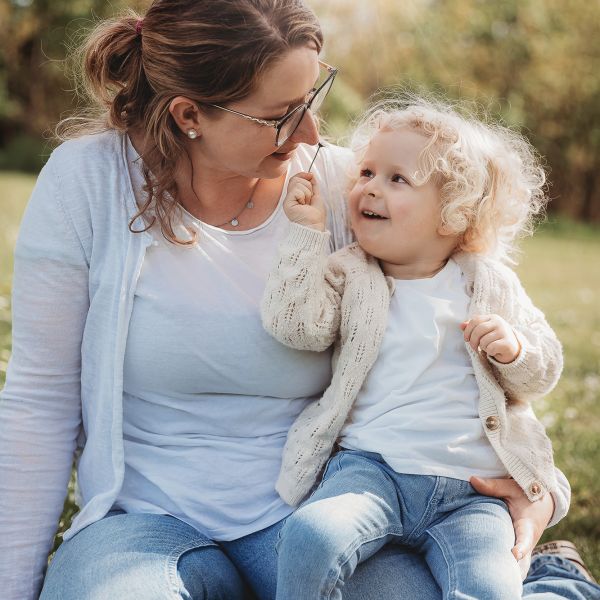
left=135, top=18, right=144, bottom=35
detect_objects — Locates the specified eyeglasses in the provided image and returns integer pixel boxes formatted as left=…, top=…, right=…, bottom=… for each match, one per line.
left=205, top=60, right=337, bottom=147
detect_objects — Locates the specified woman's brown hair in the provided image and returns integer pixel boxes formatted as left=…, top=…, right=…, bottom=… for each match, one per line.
left=57, top=0, right=323, bottom=243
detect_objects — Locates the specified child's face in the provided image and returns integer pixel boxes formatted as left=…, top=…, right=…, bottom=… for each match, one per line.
left=348, top=128, right=458, bottom=276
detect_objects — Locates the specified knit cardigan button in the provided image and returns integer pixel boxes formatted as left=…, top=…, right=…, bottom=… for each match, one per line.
left=530, top=482, right=542, bottom=496
left=485, top=415, right=500, bottom=431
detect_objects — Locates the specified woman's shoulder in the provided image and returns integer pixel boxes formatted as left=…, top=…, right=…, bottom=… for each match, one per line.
left=48, top=129, right=124, bottom=174
left=27, top=130, right=132, bottom=252
left=42, top=129, right=132, bottom=216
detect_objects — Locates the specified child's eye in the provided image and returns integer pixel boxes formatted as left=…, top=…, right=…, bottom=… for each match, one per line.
left=391, top=174, right=407, bottom=184
left=360, top=169, right=374, bottom=178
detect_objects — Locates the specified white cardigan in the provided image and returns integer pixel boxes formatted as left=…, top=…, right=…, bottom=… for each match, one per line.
left=262, top=223, right=567, bottom=516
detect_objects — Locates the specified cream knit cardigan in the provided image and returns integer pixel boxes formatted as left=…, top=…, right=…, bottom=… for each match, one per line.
left=261, top=223, right=563, bottom=508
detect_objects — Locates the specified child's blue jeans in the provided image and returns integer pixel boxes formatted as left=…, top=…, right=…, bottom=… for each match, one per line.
left=275, top=449, right=522, bottom=600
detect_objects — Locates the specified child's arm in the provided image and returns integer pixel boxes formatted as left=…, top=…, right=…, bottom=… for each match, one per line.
left=462, top=270, right=563, bottom=401
left=261, top=173, right=345, bottom=352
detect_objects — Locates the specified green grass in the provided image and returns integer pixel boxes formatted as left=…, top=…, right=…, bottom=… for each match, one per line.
left=515, top=223, right=600, bottom=575
left=1, top=172, right=599, bottom=577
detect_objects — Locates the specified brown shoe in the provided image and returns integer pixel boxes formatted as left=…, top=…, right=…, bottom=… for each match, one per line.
left=532, top=540, right=597, bottom=584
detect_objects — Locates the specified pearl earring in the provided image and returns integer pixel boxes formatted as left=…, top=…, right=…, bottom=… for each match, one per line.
left=187, top=129, right=198, bottom=140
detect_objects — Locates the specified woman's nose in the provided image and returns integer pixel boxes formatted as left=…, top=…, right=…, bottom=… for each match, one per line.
left=290, top=109, right=319, bottom=146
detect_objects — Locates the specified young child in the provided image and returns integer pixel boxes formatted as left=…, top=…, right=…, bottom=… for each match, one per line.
left=261, top=96, right=564, bottom=599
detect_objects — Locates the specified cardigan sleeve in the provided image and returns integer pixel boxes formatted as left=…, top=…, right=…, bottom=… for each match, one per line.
left=0, top=155, right=89, bottom=600
left=487, top=267, right=563, bottom=402
left=261, top=222, right=345, bottom=352
left=548, top=466, right=571, bottom=528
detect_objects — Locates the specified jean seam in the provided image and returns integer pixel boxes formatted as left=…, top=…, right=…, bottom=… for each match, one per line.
left=165, top=538, right=219, bottom=600
left=405, top=476, right=442, bottom=543
left=321, top=527, right=404, bottom=600
left=321, top=452, right=343, bottom=483
left=424, top=528, right=456, bottom=600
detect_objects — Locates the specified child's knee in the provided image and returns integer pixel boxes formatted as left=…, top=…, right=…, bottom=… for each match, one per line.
left=278, top=504, right=353, bottom=565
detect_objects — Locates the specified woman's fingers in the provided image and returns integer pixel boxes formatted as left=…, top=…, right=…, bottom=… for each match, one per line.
left=469, top=476, right=520, bottom=499
left=512, top=518, right=535, bottom=559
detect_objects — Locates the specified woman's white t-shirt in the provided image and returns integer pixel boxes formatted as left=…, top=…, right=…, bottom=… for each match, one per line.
left=116, top=139, right=352, bottom=540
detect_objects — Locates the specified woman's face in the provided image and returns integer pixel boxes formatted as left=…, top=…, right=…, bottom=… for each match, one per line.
left=193, top=44, right=321, bottom=180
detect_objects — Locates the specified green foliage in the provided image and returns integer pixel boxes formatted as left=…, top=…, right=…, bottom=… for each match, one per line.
left=0, top=133, right=48, bottom=172
left=1, top=0, right=599, bottom=220
left=313, top=0, right=600, bottom=222
left=516, top=228, right=600, bottom=575
left=0, top=0, right=148, bottom=143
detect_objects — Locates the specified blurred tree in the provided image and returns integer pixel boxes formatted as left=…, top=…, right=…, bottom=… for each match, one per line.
left=0, top=0, right=145, bottom=168
left=0, top=0, right=599, bottom=220
left=313, top=0, right=600, bottom=221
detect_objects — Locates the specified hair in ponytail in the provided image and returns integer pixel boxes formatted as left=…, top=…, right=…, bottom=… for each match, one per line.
left=57, top=0, right=323, bottom=244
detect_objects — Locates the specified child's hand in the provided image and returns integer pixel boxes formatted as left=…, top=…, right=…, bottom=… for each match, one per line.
left=460, top=314, right=521, bottom=364
left=283, top=172, right=326, bottom=231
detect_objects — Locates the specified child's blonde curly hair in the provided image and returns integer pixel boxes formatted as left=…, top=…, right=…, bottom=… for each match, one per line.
left=350, top=94, right=548, bottom=263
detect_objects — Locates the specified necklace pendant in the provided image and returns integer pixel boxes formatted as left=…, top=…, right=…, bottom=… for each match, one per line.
left=231, top=218, right=239, bottom=226
left=246, top=200, right=254, bottom=209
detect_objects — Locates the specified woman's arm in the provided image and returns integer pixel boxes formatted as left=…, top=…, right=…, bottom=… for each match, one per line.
left=0, top=156, right=89, bottom=600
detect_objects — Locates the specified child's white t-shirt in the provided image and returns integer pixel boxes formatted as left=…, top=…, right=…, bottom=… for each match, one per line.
left=340, top=258, right=509, bottom=480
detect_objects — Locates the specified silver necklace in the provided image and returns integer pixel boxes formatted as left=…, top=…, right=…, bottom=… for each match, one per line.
left=213, top=179, right=259, bottom=228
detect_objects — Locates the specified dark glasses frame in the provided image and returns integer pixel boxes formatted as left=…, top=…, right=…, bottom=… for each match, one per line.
left=205, top=60, right=337, bottom=147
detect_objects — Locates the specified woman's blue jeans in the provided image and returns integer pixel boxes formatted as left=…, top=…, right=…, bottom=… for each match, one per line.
left=40, top=505, right=600, bottom=600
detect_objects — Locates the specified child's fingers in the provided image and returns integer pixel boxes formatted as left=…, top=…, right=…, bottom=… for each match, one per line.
left=287, top=180, right=313, bottom=205
left=464, top=319, right=496, bottom=351
left=478, top=330, right=503, bottom=353
left=484, top=340, right=506, bottom=359
left=469, top=324, right=496, bottom=351
left=290, top=172, right=315, bottom=185
left=461, top=315, right=489, bottom=341
left=309, top=175, right=320, bottom=198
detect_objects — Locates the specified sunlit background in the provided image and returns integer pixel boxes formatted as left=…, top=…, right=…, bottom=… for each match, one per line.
left=1, top=0, right=599, bottom=577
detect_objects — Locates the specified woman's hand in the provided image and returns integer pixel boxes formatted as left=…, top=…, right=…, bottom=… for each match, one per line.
left=283, top=172, right=327, bottom=230
left=470, top=476, right=554, bottom=563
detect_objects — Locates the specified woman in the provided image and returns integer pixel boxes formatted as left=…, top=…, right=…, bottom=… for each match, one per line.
left=0, top=1, right=595, bottom=599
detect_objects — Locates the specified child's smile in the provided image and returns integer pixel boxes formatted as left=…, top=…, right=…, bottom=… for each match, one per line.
left=348, top=128, right=459, bottom=279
